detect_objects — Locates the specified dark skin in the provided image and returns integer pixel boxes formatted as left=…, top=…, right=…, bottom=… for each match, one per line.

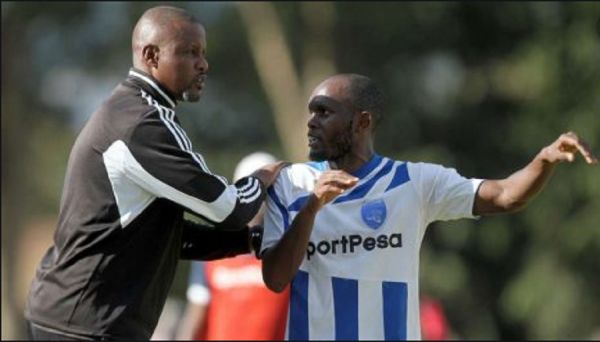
left=132, top=6, right=209, bottom=102
left=262, top=74, right=598, bottom=292
left=131, top=6, right=286, bottom=188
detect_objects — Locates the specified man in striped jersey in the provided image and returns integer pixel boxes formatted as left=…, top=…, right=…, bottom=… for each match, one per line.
left=24, top=6, right=285, bottom=341
left=260, top=73, right=597, bottom=340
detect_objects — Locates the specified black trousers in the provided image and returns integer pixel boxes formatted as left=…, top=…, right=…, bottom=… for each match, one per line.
left=26, top=321, right=89, bottom=341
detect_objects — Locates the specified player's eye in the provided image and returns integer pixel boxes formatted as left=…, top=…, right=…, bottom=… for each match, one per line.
left=308, top=104, right=333, bottom=118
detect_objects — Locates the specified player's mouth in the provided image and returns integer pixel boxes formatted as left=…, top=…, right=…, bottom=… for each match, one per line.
left=308, top=134, right=321, bottom=148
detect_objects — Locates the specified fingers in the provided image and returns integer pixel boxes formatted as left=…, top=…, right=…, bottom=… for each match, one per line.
left=558, top=132, right=598, bottom=165
left=313, top=170, right=359, bottom=204
left=319, top=170, right=359, bottom=189
left=264, top=161, right=291, bottom=171
left=273, top=161, right=292, bottom=172
left=251, top=161, right=291, bottom=187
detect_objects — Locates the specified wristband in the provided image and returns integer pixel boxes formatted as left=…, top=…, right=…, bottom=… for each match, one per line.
left=249, top=225, right=263, bottom=259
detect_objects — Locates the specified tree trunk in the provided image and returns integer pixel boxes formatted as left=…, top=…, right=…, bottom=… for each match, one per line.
left=236, top=2, right=336, bottom=162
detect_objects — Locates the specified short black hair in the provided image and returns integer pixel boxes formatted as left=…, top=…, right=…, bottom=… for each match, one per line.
left=343, top=74, right=384, bottom=126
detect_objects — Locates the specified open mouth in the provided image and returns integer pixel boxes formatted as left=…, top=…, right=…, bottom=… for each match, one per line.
left=195, top=75, right=207, bottom=89
left=308, top=135, right=320, bottom=148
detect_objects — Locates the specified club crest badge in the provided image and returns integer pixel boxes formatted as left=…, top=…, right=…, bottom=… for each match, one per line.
left=361, top=199, right=387, bottom=229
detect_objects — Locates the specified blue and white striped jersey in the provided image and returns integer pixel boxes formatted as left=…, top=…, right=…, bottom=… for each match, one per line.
left=261, top=154, right=483, bottom=340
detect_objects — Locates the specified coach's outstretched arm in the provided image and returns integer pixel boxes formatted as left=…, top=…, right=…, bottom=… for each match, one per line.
left=474, top=131, right=597, bottom=216
left=262, top=170, right=358, bottom=292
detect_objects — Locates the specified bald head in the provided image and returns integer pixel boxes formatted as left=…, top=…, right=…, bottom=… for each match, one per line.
left=132, top=6, right=201, bottom=69
left=317, top=74, right=384, bottom=127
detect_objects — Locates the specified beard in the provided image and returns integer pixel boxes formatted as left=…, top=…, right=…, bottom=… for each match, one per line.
left=309, top=120, right=353, bottom=162
left=182, top=89, right=201, bottom=102
left=182, top=77, right=205, bottom=102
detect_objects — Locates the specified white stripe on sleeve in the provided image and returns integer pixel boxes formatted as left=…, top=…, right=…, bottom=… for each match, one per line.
left=141, top=91, right=227, bottom=186
left=103, top=140, right=238, bottom=223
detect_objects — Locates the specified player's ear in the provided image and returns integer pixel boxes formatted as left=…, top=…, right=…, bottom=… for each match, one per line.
left=142, top=44, right=159, bottom=70
left=356, top=111, right=373, bottom=133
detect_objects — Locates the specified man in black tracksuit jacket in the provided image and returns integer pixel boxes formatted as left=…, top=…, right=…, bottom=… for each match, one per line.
left=25, top=6, right=286, bottom=340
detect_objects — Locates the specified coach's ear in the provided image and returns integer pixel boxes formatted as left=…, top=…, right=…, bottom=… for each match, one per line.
left=142, top=44, right=159, bottom=69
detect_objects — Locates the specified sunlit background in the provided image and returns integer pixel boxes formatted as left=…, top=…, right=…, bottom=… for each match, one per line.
left=2, top=2, right=600, bottom=340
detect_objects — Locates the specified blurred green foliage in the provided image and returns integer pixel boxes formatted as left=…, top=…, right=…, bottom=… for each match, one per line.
left=2, top=1, right=599, bottom=339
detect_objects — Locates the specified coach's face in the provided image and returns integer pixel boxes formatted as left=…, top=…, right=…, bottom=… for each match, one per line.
left=155, top=20, right=208, bottom=102
left=307, top=79, right=357, bottom=162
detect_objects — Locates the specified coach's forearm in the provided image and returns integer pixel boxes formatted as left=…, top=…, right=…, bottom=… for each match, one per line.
left=180, top=220, right=250, bottom=260
left=262, top=195, right=321, bottom=293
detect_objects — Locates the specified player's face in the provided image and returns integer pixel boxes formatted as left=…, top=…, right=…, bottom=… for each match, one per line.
left=154, top=21, right=208, bottom=102
left=307, top=83, right=356, bottom=162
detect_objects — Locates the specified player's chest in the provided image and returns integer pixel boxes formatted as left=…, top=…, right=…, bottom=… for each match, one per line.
left=307, top=187, right=420, bottom=232
left=291, top=189, right=422, bottom=261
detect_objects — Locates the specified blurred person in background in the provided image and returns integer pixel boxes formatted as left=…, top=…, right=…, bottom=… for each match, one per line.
left=24, top=6, right=285, bottom=341
left=177, top=152, right=289, bottom=341
left=419, top=296, right=451, bottom=340
left=260, top=73, right=597, bottom=340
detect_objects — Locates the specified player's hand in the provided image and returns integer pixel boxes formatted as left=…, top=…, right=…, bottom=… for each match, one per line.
left=251, top=161, right=290, bottom=188
left=540, top=131, right=598, bottom=165
left=312, top=170, right=359, bottom=208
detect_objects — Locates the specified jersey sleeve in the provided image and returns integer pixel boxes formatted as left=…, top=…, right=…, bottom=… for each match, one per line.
left=186, top=261, right=211, bottom=305
left=109, top=108, right=265, bottom=226
left=409, top=162, right=483, bottom=224
left=260, top=170, right=290, bottom=257
left=180, top=219, right=250, bottom=260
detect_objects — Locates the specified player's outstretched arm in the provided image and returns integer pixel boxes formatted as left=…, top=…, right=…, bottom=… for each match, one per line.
left=262, top=170, right=358, bottom=292
left=473, top=131, right=597, bottom=216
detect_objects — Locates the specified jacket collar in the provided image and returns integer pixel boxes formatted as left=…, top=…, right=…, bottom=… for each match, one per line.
left=127, top=68, right=177, bottom=109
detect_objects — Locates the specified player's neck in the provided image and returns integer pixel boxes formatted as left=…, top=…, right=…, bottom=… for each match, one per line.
left=329, top=149, right=374, bottom=174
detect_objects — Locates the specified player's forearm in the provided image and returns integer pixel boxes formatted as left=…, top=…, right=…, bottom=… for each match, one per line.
left=475, top=132, right=597, bottom=215
left=485, top=149, right=558, bottom=214
left=504, top=148, right=561, bottom=208
left=262, top=195, right=321, bottom=292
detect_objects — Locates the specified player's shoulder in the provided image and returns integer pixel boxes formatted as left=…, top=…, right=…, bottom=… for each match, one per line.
left=373, top=156, right=427, bottom=175
left=273, top=161, right=327, bottom=191
left=402, top=160, right=464, bottom=185
left=374, top=156, right=445, bottom=181
left=405, top=160, right=445, bottom=172
left=281, top=161, right=328, bottom=178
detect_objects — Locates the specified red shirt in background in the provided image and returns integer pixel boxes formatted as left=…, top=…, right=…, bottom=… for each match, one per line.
left=420, top=296, right=450, bottom=340
left=193, top=255, right=289, bottom=340
left=190, top=256, right=449, bottom=340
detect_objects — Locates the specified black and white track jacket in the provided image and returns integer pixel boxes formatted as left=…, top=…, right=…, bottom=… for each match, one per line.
left=25, top=68, right=266, bottom=340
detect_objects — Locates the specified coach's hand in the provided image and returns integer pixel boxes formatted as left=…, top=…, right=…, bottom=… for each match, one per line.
left=251, top=161, right=290, bottom=188
left=539, top=132, right=597, bottom=165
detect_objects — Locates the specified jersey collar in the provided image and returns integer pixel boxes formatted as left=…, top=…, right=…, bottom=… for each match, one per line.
left=314, top=154, right=383, bottom=180
left=127, top=68, right=177, bottom=109
left=348, top=154, right=383, bottom=179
